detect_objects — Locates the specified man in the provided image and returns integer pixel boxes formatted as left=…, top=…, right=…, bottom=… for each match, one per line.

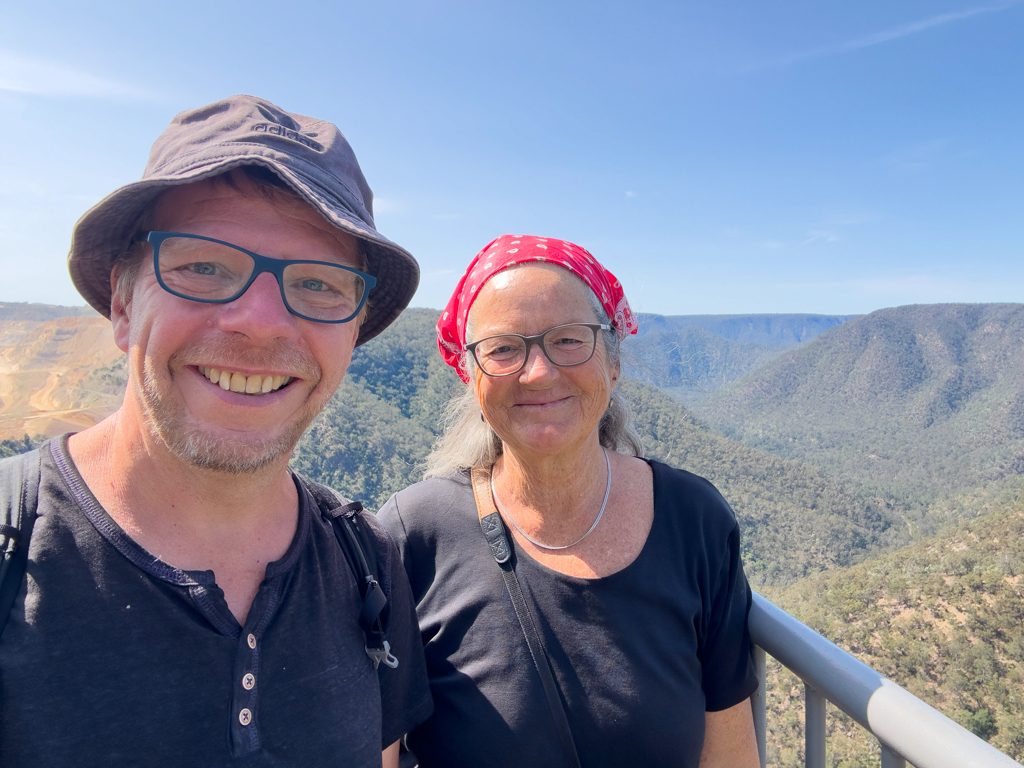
left=0, top=96, right=431, bottom=766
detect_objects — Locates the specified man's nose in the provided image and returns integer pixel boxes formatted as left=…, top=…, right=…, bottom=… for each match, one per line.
left=215, top=272, right=299, bottom=344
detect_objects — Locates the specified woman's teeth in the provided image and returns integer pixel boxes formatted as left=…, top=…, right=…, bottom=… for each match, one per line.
left=198, top=367, right=292, bottom=394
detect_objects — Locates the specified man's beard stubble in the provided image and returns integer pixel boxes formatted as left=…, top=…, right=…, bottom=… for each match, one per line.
left=139, top=336, right=326, bottom=475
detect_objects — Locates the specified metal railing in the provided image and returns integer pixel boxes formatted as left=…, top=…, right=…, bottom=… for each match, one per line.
left=749, top=592, right=1023, bottom=768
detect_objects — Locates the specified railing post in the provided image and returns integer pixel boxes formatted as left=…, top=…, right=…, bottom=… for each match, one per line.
left=749, top=594, right=1024, bottom=768
left=880, top=744, right=906, bottom=768
left=805, top=682, right=826, bottom=768
left=753, top=646, right=767, bottom=768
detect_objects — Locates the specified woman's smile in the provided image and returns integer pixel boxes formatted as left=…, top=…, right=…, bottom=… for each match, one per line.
left=513, top=396, right=572, bottom=409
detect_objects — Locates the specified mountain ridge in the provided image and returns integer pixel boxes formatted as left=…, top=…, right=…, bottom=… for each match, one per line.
left=694, top=303, right=1024, bottom=506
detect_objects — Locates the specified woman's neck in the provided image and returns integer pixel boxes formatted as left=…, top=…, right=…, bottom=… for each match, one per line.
left=493, top=437, right=609, bottom=528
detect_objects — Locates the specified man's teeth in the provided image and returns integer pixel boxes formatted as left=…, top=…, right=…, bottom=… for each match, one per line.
left=198, top=367, right=292, bottom=394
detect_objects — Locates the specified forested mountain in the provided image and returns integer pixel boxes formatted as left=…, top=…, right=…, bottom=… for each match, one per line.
left=695, top=303, right=1024, bottom=508
left=621, top=380, right=907, bottom=584
left=292, top=309, right=907, bottom=585
left=762, top=498, right=1024, bottom=764
left=628, top=313, right=853, bottom=403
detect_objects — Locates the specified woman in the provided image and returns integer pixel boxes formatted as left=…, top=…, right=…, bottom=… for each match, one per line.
left=378, top=235, right=759, bottom=767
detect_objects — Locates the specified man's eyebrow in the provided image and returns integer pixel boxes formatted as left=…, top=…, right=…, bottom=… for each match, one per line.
left=299, top=249, right=365, bottom=269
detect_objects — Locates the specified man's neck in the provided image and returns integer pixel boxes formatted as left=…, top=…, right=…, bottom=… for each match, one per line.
left=67, top=408, right=300, bottom=624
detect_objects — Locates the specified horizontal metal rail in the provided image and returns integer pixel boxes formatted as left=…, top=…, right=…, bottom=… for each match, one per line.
left=749, top=592, right=1022, bottom=768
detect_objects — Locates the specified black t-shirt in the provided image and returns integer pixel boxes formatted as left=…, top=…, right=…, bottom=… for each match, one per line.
left=0, top=436, right=433, bottom=767
left=378, top=459, right=757, bottom=768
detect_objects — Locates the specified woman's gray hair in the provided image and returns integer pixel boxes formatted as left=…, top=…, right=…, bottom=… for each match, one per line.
left=424, top=288, right=643, bottom=477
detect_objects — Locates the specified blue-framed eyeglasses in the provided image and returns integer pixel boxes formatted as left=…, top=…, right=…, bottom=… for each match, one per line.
left=139, top=231, right=376, bottom=324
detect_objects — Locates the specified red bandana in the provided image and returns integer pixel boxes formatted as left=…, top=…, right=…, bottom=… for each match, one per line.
left=436, top=234, right=638, bottom=382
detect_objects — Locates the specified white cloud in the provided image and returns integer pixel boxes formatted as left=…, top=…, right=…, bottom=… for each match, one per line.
left=0, top=49, right=155, bottom=100
left=625, top=190, right=637, bottom=199
left=753, top=1, right=1022, bottom=69
left=800, top=230, right=841, bottom=246
left=757, top=228, right=840, bottom=250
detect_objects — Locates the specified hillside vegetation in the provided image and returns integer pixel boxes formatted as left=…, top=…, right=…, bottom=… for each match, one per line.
left=762, top=499, right=1024, bottom=765
left=696, top=303, right=1024, bottom=510
left=293, top=309, right=906, bottom=585
left=0, top=436, right=39, bottom=459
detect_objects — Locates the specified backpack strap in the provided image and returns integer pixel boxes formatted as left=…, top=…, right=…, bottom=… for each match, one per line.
left=0, top=448, right=43, bottom=640
left=300, top=477, right=398, bottom=670
left=470, top=466, right=582, bottom=768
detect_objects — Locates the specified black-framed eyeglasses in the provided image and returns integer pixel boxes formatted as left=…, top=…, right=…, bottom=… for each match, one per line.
left=465, top=323, right=612, bottom=377
left=139, top=231, right=376, bottom=324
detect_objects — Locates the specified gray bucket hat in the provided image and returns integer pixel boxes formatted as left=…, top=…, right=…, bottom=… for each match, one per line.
left=68, top=94, right=419, bottom=346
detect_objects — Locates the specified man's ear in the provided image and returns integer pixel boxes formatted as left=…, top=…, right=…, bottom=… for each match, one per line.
left=110, top=269, right=131, bottom=354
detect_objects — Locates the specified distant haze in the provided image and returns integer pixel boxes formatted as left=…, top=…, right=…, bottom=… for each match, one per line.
left=636, top=313, right=857, bottom=347
left=0, top=302, right=99, bottom=322
left=626, top=313, right=857, bottom=403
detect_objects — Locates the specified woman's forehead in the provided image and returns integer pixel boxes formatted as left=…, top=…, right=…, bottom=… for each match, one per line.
left=484, top=261, right=589, bottom=294
left=469, top=264, right=596, bottom=333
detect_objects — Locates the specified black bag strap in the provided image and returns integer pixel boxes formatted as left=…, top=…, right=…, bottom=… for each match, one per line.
left=300, top=477, right=398, bottom=670
left=470, top=467, right=582, bottom=768
left=0, top=448, right=43, bottom=640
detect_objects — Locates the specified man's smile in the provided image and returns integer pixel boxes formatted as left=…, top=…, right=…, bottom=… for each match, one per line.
left=197, top=365, right=295, bottom=395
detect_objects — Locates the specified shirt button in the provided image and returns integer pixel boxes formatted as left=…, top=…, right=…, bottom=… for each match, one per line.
left=242, top=673, right=255, bottom=690
left=247, top=634, right=256, bottom=649
left=239, top=708, right=252, bottom=726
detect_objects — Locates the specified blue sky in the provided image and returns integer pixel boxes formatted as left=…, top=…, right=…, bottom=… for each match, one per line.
left=1, top=1, right=1022, bottom=316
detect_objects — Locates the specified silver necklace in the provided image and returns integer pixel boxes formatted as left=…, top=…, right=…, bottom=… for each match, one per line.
left=491, top=448, right=611, bottom=551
